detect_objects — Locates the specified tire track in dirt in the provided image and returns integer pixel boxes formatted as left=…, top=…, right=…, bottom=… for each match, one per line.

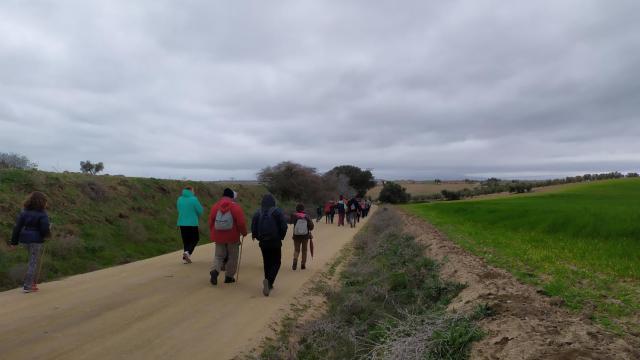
left=401, top=211, right=639, bottom=360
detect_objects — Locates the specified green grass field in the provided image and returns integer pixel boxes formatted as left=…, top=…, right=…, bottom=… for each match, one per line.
left=404, top=179, right=640, bottom=333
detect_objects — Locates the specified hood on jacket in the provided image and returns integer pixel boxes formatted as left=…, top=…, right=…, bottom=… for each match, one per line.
left=181, top=189, right=194, bottom=197
left=261, top=194, right=276, bottom=211
left=217, top=196, right=234, bottom=212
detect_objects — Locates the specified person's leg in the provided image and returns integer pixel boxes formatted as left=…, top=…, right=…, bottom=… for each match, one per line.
left=260, top=246, right=270, bottom=279
left=23, top=243, right=43, bottom=291
left=292, top=239, right=301, bottom=269
left=270, top=247, right=282, bottom=287
left=212, top=243, right=228, bottom=272
left=224, top=242, right=240, bottom=280
left=300, top=239, right=308, bottom=268
left=260, top=246, right=271, bottom=295
left=186, top=226, right=199, bottom=255
left=210, top=243, right=228, bottom=285
left=179, top=226, right=189, bottom=253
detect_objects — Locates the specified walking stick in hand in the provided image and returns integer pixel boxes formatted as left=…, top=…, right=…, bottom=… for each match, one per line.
left=236, top=236, right=244, bottom=282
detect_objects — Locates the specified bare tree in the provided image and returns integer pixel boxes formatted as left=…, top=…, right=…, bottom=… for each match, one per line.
left=0, top=152, right=37, bottom=169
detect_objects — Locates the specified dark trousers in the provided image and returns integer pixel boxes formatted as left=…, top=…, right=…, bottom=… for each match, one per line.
left=260, top=246, right=282, bottom=287
left=180, top=226, right=199, bottom=255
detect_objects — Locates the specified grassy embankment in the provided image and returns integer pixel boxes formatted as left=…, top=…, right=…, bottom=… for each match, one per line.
left=256, top=208, right=484, bottom=360
left=404, top=178, right=640, bottom=332
left=0, top=169, right=267, bottom=291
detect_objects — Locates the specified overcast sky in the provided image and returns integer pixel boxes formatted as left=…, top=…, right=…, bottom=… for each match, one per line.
left=1, top=1, right=639, bottom=180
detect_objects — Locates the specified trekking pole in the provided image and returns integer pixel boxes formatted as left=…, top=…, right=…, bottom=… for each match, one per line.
left=236, top=236, right=244, bottom=282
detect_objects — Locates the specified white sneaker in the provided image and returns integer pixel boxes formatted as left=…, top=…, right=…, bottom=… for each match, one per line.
left=183, top=251, right=192, bottom=264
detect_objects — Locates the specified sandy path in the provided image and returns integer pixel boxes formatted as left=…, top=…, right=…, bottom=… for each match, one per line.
left=0, top=210, right=374, bottom=360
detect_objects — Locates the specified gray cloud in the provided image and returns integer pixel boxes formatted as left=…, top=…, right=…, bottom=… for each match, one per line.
left=1, top=0, right=639, bottom=180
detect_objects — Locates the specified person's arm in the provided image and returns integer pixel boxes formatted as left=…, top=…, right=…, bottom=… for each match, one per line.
left=307, top=215, right=314, bottom=231
left=10, top=212, right=25, bottom=246
left=232, top=204, right=248, bottom=237
left=277, top=209, right=288, bottom=240
left=251, top=212, right=259, bottom=239
left=194, top=198, right=203, bottom=218
left=39, top=213, right=51, bottom=239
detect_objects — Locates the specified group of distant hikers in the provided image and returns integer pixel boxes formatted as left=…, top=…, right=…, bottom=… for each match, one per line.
left=9, top=188, right=371, bottom=296
left=318, top=195, right=372, bottom=228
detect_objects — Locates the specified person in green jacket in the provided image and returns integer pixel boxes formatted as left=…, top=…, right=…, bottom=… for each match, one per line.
left=177, top=186, right=204, bottom=264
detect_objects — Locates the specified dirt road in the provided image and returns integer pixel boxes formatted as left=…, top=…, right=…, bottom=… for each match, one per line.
left=0, top=211, right=373, bottom=360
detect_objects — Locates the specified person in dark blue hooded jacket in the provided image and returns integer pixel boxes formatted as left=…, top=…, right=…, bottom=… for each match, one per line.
left=251, top=193, right=287, bottom=296
left=10, top=191, right=51, bottom=293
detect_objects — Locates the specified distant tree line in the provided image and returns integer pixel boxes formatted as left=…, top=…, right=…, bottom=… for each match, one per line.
left=412, top=171, right=638, bottom=202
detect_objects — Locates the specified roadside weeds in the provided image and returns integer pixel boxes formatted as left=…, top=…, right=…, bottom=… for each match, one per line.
left=249, top=208, right=485, bottom=360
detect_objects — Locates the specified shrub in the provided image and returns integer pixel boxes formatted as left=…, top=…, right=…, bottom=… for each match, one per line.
left=379, top=181, right=411, bottom=204
left=441, top=190, right=462, bottom=201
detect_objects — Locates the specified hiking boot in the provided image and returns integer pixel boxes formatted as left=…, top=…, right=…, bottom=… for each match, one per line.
left=210, top=270, right=219, bottom=285
left=224, top=276, right=236, bottom=284
left=301, top=264, right=306, bottom=270
left=23, top=287, right=37, bottom=293
left=292, top=261, right=297, bottom=270
left=263, top=279, right=270, bottom=297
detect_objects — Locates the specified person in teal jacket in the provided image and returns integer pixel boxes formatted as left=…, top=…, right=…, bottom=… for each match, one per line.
left=177, top=186, right=203, bottom=264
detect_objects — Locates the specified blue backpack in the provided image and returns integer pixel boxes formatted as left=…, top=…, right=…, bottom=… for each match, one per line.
left=258, top=207, right=279, bottom=241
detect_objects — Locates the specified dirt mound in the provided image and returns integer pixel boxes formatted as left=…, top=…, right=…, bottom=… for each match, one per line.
left=401, top=211, right=639, bottom=360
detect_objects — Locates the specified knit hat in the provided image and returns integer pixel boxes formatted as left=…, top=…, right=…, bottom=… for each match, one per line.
left=296, top=203, right=305, bottom=212
left=223, top=188, right=234, bottom=198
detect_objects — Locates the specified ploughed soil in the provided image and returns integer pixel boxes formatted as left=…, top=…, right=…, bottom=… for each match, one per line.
left=401, top=211, right=640, bottom=360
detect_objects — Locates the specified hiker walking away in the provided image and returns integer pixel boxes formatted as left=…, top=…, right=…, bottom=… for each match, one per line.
left=363, top=198, right=372, bottom=218
left=337, top=195, right=346, bottom=226
left=323, top=201, right=332, bottom=224
left=9, top=192, right=51, bottom=293
left=329, top=201, right=336, bottom=224
left=208, top=188, right=247, bottom=285
left=315, top=205, right=322, bottom=223
left=220, top=190, right=240, bottom=271
left=290, top=204, right=314, bottom=270
left=176, top=186, right=203, bottom=264
left=347, top=197, right=359, bottom=228
left=251, top=194, right=288, bottom=297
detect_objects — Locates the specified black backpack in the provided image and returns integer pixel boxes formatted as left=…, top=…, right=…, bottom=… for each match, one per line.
left=258, top=207, right=279, bottom=241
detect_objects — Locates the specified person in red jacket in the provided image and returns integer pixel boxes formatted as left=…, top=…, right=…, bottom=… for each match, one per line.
left=208, top=188, right=247, bottom=285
